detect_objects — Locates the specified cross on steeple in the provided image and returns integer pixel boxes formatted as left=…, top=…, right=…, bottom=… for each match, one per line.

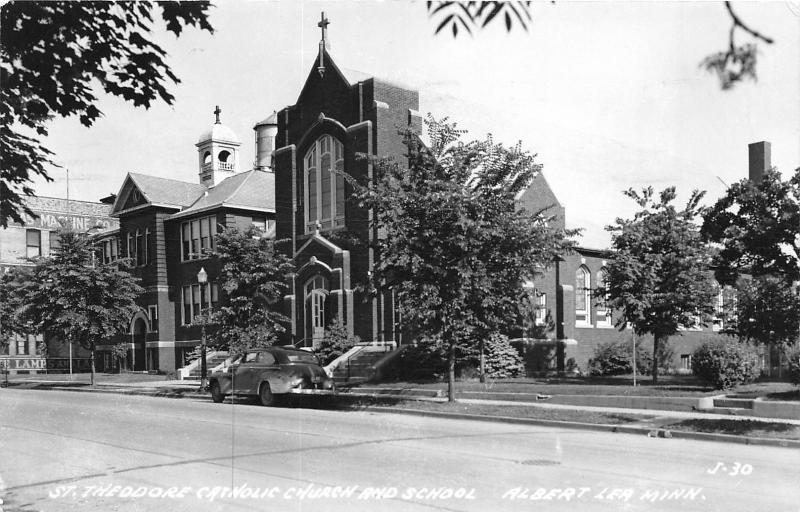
left=214, top=105, right=221, bottom=124
left=318, top=12, right=330, bottom=46
left=316, top=12, right=330, bottom=77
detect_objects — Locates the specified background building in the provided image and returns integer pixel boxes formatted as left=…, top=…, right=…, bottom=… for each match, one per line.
left=0, top=196, right=118, bottom=374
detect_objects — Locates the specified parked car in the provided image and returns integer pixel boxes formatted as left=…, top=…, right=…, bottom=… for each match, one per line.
left=209, top=346, right=336, bottom=406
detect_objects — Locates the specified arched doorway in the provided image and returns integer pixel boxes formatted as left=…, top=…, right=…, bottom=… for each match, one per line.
left=132, top=317, right=147, bottom=371
left=304, top=275, right=329, bottom=348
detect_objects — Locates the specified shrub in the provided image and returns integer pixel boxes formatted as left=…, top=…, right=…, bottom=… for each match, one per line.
left=316, top=320, right=360, bottom=366
left=389, top=338, right=448, bottom=381
left=482, top=333, right=524, bottom=378
left=692, top=336, right=760, bottom=389
left=388, top=334, right=523, bottom=381
left=786, top=345, right=800, bottom=386
left=587, top=339, right=652, bottom=376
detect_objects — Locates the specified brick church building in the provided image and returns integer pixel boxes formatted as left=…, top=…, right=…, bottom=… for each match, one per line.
left=272, top=18, right=420, bottom=349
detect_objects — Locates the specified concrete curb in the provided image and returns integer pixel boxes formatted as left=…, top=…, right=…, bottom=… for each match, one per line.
left=8, top=383, right=800, bottom=449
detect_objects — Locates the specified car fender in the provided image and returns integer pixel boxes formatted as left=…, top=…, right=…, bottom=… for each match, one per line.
left=257, top=374, right=292, bottom=395
left=210, top=375, right=233, bottom=395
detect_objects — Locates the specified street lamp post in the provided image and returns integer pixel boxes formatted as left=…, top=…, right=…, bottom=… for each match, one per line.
left=197, top=267, right=208, bottom=390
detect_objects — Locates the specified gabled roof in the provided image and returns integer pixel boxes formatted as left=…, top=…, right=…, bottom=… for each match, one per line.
left=295, top=48, right=416, bottom=108
left=112, top=172, right=207, bottom=214
left=170, top=169, right=275, bottom=219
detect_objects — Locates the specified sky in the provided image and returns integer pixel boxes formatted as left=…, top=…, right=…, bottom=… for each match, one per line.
left=31, top=1, right=800, bottom=248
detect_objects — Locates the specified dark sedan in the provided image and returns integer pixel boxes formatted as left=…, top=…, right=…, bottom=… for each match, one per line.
left=209, top=346, right=336, bottom=406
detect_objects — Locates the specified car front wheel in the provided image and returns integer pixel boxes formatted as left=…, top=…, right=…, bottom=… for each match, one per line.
left=210, top=381, right=224, bottom=403
left=259, top=382, right=274, bottom=407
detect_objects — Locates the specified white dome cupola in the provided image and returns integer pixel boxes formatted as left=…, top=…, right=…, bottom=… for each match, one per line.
left=196, top=105, right=242, bottom=187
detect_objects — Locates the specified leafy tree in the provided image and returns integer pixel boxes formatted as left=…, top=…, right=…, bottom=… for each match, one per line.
left=316, top=319, right=361, bottom=366
left=699, top=2, right=774, bottom=90
left=18, top=231, right=143, bottom=385
left=702, top=168, right=800, bottom=285
left=428, top=1, right=775, bottom=90
left=428, top=2, right=533, bottom=37
left=602, top=187, right=717, bottom=383
left=0, top=266, right=31, bottom=352
left=111, top=341, right=130, bottom=373
left=734, top=276, right=800, bottom=347
left=0, top=1, right=213, bottom=227
left=211, top=227, right=294, bottom=356
left=352, top=115, right=574, bottom=401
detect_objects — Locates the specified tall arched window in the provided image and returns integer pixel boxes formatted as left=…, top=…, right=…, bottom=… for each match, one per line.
left=575, top=266, right=591, bottom=325
left=713, top=282, right=724, bottom=332
left=596, top=268, right=612, bottom=327
left=304, top=135, right=344, bottom=233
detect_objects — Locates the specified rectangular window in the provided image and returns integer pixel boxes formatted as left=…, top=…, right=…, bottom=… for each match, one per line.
left=680, top=354, right=692, bottom=370
left=127, top=233, right=135, bottom=263
left=16, top=335, right=30, bottom=355
left=211, top=282, right=219, bottom=309
left=48, top=231, right=60, bottom=254
left=200, top=217, right=210, bottom=254
left=148, top=305, right=158, bottom=332
left=136, top=230, right=145, bottom=266
left=534, top=292, right=547, bottom=326
left=26, top=229, right=41, bottom=258
left=182, top=282, right=217, bottom=325
left=182, top=286, right=192, bottom=325
left=145, top=228, right=152, bottom=265
left=251, top=216, right=267, bottom=233
left=182, top=223, right=191, bottom=260
left=181, top=216, right=215, bottom=261
left=192, top=284, right=202, bottom=322
left=101, top=238, right=119, bottom=264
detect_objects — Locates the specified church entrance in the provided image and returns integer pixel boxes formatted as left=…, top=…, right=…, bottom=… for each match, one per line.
left=132, top=318, right=147, bottom=371
left=304, top=275, right=329, bottom=349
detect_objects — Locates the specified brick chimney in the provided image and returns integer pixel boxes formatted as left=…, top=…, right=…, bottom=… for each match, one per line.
left=748, top=141, right=771, bottom=185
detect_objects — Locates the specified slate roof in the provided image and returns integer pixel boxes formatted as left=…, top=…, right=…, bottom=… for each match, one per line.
left=127, top=173, right=208, bottom=208
left=171, top=169, right=274, bottom=218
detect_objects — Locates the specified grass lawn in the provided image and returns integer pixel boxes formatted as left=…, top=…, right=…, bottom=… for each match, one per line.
left=372, top=400, right=652, bottom=425
left=664, top=418, right=800, bottom=440
left=363, top=376, right=797, bottom=399
left=5, top=372, right=170, bottom=384
left=726, top=386, right=800, bottom=402
left=317, top=395, right=652, bottom=425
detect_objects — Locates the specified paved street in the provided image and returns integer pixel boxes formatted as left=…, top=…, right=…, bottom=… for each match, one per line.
left=1, top=389, right=798, bottom=512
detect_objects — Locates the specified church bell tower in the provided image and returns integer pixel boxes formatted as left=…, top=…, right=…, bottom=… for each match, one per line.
left=196, top=105, right=241, bottom=187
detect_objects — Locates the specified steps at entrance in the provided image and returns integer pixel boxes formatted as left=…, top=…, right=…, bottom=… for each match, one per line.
left=183, top=353, right=230, bottom=381
left=332, top=348, right=392, bottom=384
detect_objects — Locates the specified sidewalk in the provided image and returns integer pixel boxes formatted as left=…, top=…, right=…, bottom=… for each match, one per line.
left=4, top=375, right=799, bottom=447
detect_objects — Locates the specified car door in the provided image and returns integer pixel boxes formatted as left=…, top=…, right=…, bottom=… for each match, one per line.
left=252, top=350, right=281, bottom=393
left=232, top=351, right=259, bottom=394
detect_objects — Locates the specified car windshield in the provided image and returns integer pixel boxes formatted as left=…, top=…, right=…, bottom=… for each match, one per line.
left=285, top=351, right=319, bottom=364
